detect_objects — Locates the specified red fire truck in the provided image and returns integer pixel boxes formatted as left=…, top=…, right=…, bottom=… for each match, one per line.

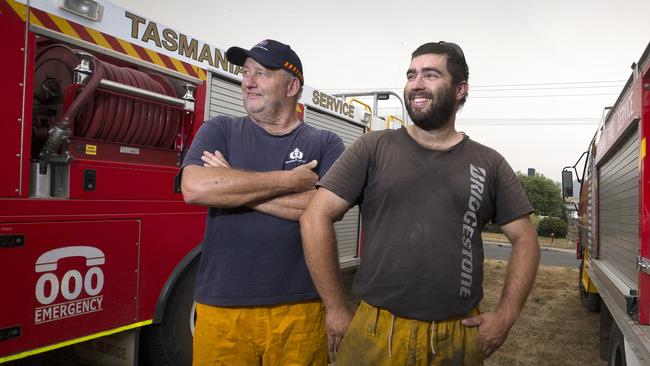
left=0, top=0, right=384, bottom=363
left=563, top=41, right=650, bottom=366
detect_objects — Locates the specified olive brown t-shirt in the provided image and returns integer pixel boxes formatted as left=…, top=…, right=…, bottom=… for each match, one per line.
left=318, top=127, right=533, bottom=321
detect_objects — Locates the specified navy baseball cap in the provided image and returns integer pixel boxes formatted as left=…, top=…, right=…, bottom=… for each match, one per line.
left=226, top=39, right=304, bottom=85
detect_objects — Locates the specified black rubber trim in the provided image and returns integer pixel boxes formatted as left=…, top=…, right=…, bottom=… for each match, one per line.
left=152, top=243, right=202, bottom=323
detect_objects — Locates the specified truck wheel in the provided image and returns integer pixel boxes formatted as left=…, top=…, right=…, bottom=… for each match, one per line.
left=607, top=322, right=626, bottom=366
left=579, top=259, right=601, bottom=312
left=141, top=259, right=198, bottom=366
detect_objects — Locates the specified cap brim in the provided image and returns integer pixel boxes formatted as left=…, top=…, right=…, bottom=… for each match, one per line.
left=225, top=46, right=250, bottom=66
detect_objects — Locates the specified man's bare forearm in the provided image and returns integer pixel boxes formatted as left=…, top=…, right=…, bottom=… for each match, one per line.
left=182, top=165, right=298, bottom=207
left=301, top=189, right=355, bottom=351
left=300, top=206, right=348, bottom=311
left=461, top=217, right=539, bottom=358
left=498, top=229, right=540, bottom=325
left=248, top=190, right=316, bottom=221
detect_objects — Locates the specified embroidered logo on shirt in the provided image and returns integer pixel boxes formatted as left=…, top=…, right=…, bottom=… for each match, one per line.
left=286, top=148, right=306, bottom=164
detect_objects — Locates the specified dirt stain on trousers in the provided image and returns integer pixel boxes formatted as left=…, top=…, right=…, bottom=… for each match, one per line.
left=336, top=301, right=483, bottom=366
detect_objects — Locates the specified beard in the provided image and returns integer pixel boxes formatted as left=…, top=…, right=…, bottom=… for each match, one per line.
left=405, top=84, right=456, bottom=131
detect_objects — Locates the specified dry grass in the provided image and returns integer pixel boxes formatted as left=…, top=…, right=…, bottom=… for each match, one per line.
left=482, top=232, right=575, bottom=251
left=482, top=260, right=604, bottom=365
left=344, top=260, right=605, bottom=365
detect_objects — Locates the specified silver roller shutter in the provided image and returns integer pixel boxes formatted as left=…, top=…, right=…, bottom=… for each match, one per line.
left=305, top=108, right=365, bottom=268
left=598, top=124, right=639, bottom=289
left=207, top=74, right=246, bottom=118
left=305, top=108, right=365, bottom=148
left=206, top=73, right=363, bottom=268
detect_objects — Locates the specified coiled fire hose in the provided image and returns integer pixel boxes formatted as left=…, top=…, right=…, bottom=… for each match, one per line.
left=35, top=44, right=180, bottom=163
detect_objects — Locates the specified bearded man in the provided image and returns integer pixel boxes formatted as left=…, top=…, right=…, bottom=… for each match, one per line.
left=300, top=41, right=540, bottom=365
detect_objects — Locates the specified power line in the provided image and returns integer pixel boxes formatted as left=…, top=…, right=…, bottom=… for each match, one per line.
left=470, top=80, right=625, bottom=88
left=457, top=122, right=598, bottom=126
left=471, top=93, right=617, bottom=99
left=472, top=85, right=622, bottom=92
left=461, top=118, right=599, bottom=121
left=373, top=114, right=601, bottom=122
left=370, top=113, right=601, bottom=126
left=321, top=80, right=626, bottom=93
left=457, top=118, right=599, bottom=126
left=324, top=90, right=619, bottom=99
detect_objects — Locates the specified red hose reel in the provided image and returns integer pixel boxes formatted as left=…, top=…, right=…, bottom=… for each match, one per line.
left=34, top=44, right=182, bottom=150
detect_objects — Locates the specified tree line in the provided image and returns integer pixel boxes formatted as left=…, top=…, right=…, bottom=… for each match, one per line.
left=485, top=172, right=568, bottom=238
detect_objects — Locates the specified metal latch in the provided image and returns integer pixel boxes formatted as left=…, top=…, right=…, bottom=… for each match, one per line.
left=637, top=256, right=650, bottom=274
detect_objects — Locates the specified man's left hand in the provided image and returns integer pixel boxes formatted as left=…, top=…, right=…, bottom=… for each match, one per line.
left=461, top=311, right=513, bottom=358
left=202, top=150, right=231, bottom=168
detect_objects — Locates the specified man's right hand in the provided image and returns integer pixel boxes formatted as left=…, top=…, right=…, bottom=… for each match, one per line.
left=291, top=160, right=319, bottom=192
left=326, top=305, right=354, bottom=355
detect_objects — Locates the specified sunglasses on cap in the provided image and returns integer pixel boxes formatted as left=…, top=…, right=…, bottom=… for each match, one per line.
left=437, top=41, right=465, bottom=61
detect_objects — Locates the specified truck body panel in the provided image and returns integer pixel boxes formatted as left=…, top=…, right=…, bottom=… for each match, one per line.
left=571, top=41, right=650, bottom=365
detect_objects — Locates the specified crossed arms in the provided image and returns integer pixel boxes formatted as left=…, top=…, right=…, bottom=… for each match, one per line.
left=181, top=150, right=319, bottom=221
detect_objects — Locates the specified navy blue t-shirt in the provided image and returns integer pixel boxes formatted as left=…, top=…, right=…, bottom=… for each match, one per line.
left=182, top=115, right=345, bottom=306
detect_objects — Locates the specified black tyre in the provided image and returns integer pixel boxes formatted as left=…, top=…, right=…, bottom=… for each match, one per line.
left=607, top=322, right=627, bottom=366
left=579, top=259, right=601, bottom=312
left=141, top=259, right=198, bottom=366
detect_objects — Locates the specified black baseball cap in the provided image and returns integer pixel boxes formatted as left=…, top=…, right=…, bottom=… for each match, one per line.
left=226, top=39, right=304, bottom=85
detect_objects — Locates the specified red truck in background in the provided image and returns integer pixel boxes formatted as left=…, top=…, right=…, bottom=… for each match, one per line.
left=563, top=41, right=650, bottom=366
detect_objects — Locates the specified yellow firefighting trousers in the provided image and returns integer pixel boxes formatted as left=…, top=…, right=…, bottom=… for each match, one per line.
left=336, top=301, right=484, bottom=366
left=193, top=300, right=327, bottom=366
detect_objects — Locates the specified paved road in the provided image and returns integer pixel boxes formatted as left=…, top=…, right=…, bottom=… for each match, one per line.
left=484, top=242, right=579, bottom=268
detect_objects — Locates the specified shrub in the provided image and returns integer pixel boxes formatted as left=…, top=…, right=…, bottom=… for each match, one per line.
left=537, top=217, right=568, bottom=238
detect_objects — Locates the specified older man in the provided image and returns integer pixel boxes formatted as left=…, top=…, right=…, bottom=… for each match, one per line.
left=181, top=39, right=345, bottom=365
